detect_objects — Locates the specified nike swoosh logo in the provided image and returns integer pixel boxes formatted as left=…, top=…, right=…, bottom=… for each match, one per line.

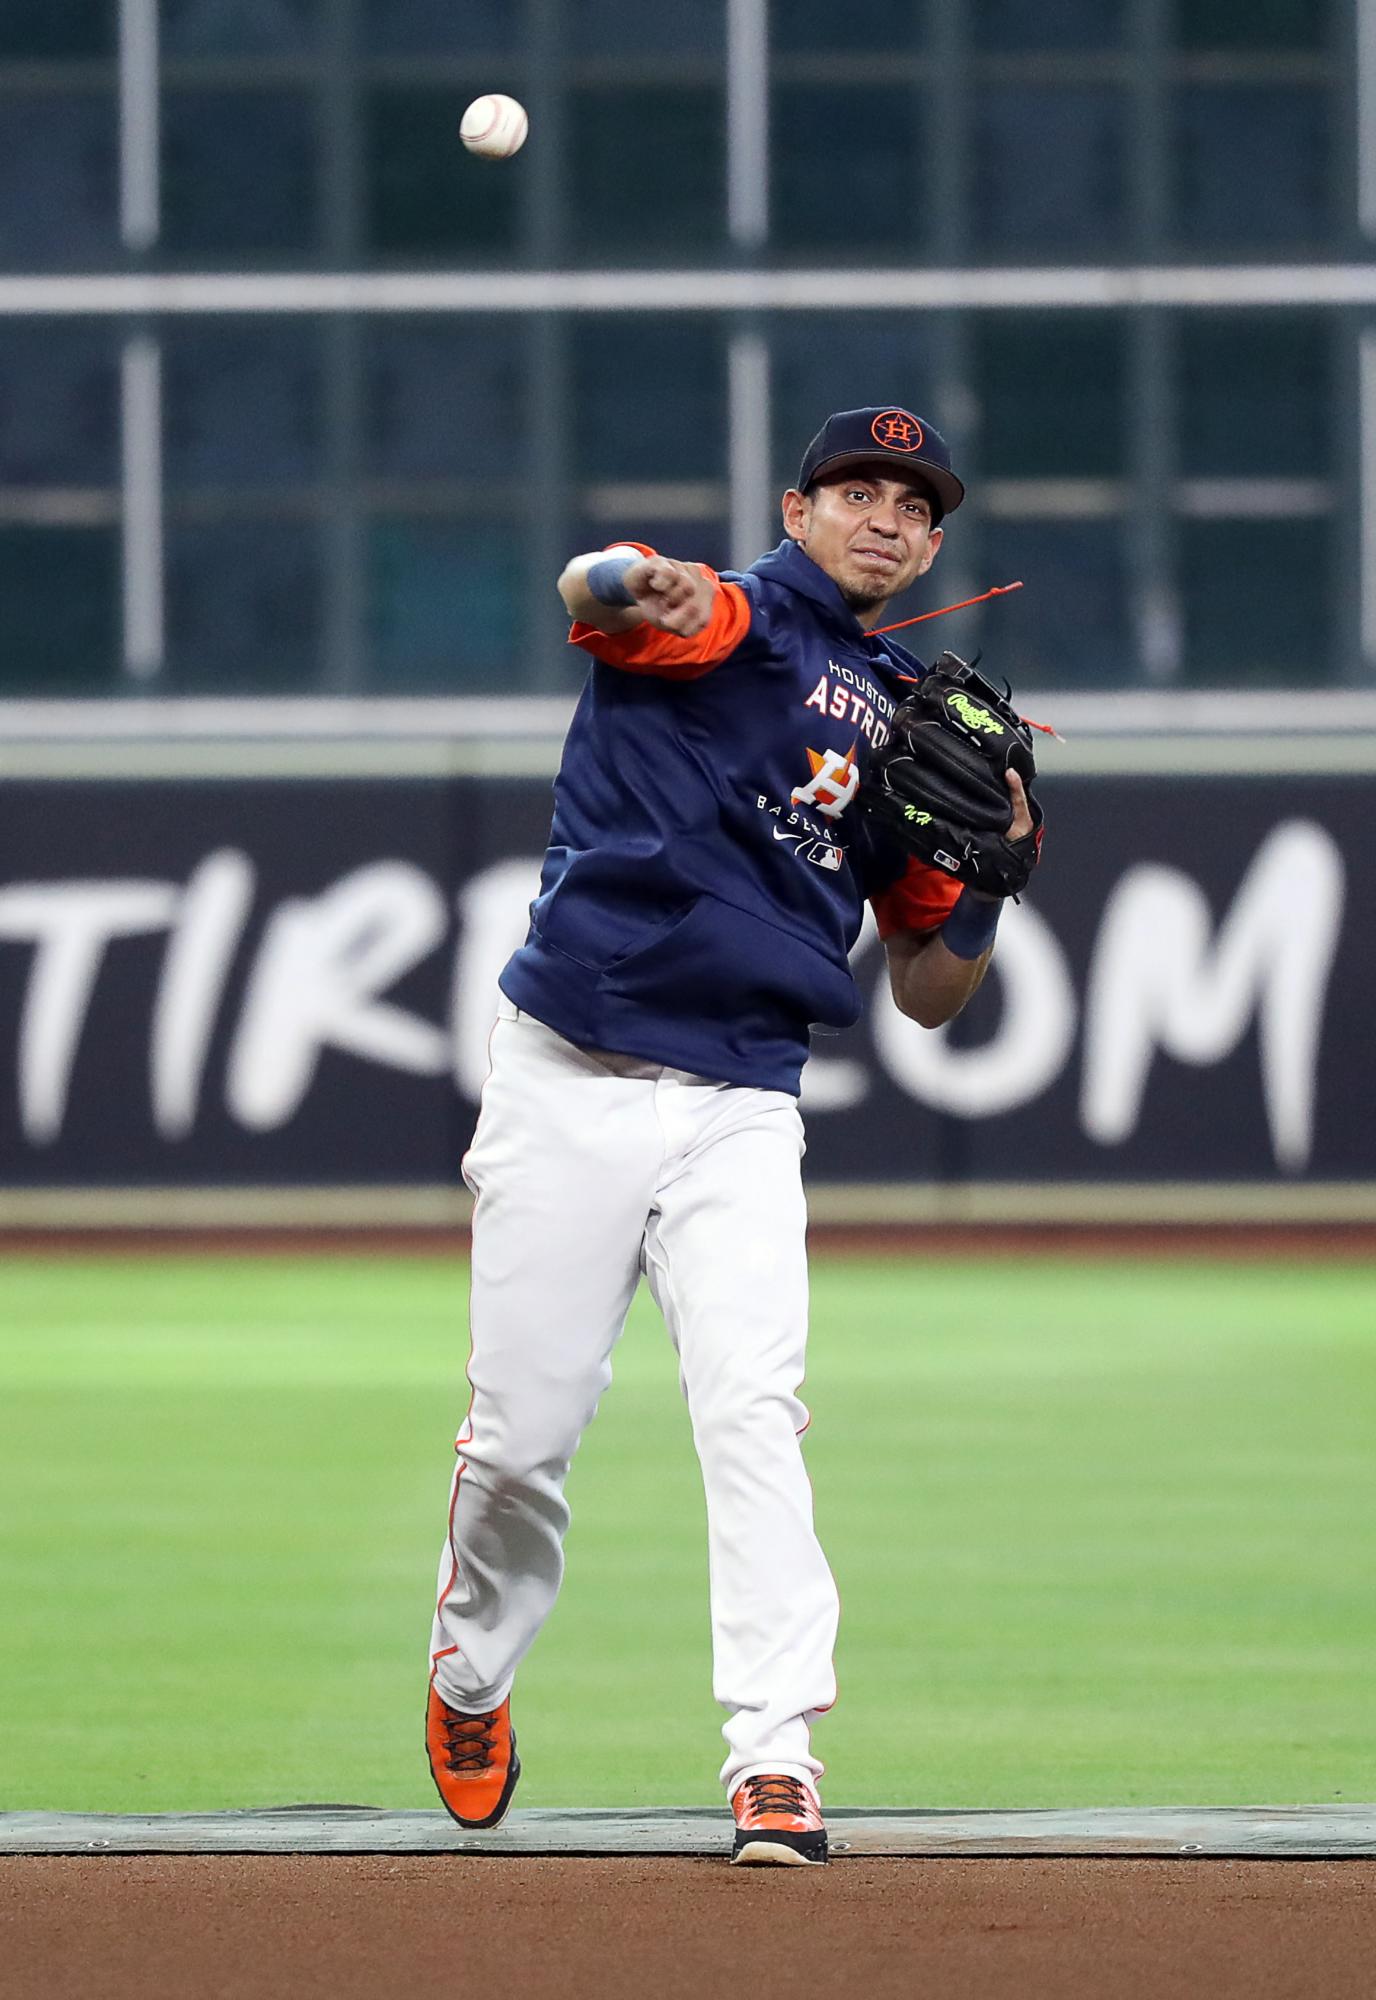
left=772, top=828, right=802, bottom=842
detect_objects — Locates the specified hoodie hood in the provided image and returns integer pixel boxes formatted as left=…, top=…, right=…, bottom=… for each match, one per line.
left=741, top=538, right=928, bottom=687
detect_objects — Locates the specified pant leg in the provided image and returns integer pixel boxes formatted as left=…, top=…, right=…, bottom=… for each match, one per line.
left=430, top=1009, right=661, bottom=1710
left=641, top=1079, right=838, bottom=1798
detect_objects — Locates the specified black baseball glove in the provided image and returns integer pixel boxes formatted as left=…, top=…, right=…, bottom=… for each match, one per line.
left=859, top=652, right=1044, bottom=898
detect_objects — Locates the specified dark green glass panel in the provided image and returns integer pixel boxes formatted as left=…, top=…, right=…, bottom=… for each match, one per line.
left=1175, top=86, right=1330, bottom=246
left=1175, top=0, right=1329, bottom=51
left=974, top=0, right=1127, bottom=49
left=973, top=87, right=1127, bottom=253
left=571, top=511, right=731, bottom=574
left=568, top=87, right=724, bottom=256
left=362, top=0, right=517, bottom=55
left=772, top=87, right=924, bottom=255
left=0, top=97, right=118, bottom=270
left=569, top=319, right=725, bottom=481
left=364, top=321, right=526, bottom=480
left=162, top=0, right=321, bottom=56
left=165, top=520, right=322, bottom=689
left=1178, top=315, right=1329, bottom=477
left=974, top=520, right=1133, bottom=686
left=162, top=90, right=317, bottom=255
left=0, top=0, right=112, bottom=58
left=572, top=0, right=725, bottom=52
left=367, top=86, right=521, bottom=256
left=0, top=326, right=119, bottom=485
left=975, top=317, right=1126, bottom=478
left=164, top=323, right=324, bottom=489
left=1180, top=518, right=1329, bottom=682
left=0, top=527, right=118, bottom=691
left=771, top=317, right=938, bottom=490
left=368, top=519, right=522, bottom=690
left=774, top=0, right=929, bottom=51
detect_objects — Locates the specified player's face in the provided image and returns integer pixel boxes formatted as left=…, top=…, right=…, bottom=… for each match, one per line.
left=781, top=471, right=943, bottom=626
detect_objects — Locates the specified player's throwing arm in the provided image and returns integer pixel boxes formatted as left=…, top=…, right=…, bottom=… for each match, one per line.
left=558, top=547, right=718, bottom=637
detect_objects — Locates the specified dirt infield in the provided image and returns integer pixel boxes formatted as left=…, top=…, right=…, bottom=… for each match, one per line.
left=4, top=1856, right=1373, bottom=2000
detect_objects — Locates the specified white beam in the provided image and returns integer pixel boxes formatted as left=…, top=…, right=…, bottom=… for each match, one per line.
left=728, top=329, right=773, bottom=568
left=120, top=336, right=165, bottom=680
left=4, top=265, right=1376, bottom=319
left=1360, top=0, right=1376, bottom=237
left=726, top=0, right=770, bottom=248
left=1361, top=330, right=1376, bottom=669
left=118, top=0, right=161, bottom=251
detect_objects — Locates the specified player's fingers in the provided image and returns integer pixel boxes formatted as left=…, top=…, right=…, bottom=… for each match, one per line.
left=643, top=569, right=692, bottom=608
left=663, top=605, right=709, bottom=636
left=1005, top=769, right=1034, bottom=838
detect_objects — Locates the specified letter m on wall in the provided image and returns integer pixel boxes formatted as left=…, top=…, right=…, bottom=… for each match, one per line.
left=1079, top=822, right=1345, bottom=1171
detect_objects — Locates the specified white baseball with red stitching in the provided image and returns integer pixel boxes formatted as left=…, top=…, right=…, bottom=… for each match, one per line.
left=460, top=94, right=529, bottom=159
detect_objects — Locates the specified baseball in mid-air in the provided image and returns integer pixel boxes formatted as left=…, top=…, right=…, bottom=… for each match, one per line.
left=460, top=94, right=529, bottom=160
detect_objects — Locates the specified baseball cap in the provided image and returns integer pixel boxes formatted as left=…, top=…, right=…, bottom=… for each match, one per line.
left=796, top=406, right=965, bottom=520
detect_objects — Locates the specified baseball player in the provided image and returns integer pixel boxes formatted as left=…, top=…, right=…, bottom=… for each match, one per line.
left=425, top=407, right=1039, bottom=1865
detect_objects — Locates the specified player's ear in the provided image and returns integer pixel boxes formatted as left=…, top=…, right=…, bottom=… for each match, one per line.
left=781, top=487, right=810, bottom=544
left=918, top=523, right=943, bottom=572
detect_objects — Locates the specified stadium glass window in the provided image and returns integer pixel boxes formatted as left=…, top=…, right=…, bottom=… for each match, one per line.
left=973, top=0, right=1127, bottom=50
left=363, top=321, right=526, bottom=482
left=1178, top=315, right=1329, bottom=478
left=361, top=0, right=519, bottom=56
left=571, top=0, right=726, bottom=54
left=771, top=87, right=927, bottom=258
left=1180, top=518, right=1329, bottom=684
left=163, top=324, right=325, bottom=491
left=569, top=320, right=726, bottom=483
left=1174, top=86, right=1331, bottom=247
left=1173, top=0, right=1330, bottom=50
left=0, top=96, right=118, bottom=271
left=0, top=527, right=119, bottom=693
left=366, top=86, right=523, bottom=258
left=0, top=1, right=112, bottom=58
left=567, top=88, right=725, bottom=259
left=974, top=317, right=1127, bottom=479
left=770, top=318, right=938, bottom=490
left=165, top=520, right=323, bottom=691
left=972, top=87, right=1128, bottom=255
left=0, top=326, right=120, bottom=488
left=571, top=511, right=732, bottom=577
left=161, top=0, right=322, bottom=58
left=974, top=519, right=1132, bottom=687
left=367, top=518, right=524, bottom=691
left=161, top=90, right=318, bottom=257
left=774, top=0, right=931, bottom=51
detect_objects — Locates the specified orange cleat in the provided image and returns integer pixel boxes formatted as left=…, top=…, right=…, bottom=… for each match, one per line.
left=730, top=1773, right=828, bottom=1866
left=426, top=1683, right=521, bottom=1830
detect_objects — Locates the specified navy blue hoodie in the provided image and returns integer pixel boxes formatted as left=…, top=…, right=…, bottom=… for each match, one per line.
left=499, top=538, right=960, bottom=1092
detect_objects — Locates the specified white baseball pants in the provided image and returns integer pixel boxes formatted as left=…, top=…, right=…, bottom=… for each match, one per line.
left=430, top=999, right=839, bottom=1798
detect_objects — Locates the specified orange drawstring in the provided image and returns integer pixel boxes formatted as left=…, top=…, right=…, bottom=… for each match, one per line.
left=870, top=580, right=1023, bottom=636
left=876, top=579, right=1064, bottom=741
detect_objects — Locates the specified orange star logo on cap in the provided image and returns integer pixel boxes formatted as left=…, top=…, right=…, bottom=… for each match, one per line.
left=871, top=409, right=925, bottom=452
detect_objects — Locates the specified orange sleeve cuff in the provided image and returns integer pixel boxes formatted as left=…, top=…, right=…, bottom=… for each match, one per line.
left=870, top=859, right=965, bottom=940
left=568, top=543, right=752, bottom=680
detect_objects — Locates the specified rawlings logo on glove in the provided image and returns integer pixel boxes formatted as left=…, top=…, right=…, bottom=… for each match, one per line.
left=859, top=652, right=1045, bottom=899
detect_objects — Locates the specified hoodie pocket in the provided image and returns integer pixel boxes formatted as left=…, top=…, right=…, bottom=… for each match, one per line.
left=595, top=893, right=858, bottom=1030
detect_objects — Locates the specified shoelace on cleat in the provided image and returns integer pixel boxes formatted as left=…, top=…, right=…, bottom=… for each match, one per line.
left=440, top=1710, right=501, bottom=1773
left=740, top=1775, right=809, bottom=1819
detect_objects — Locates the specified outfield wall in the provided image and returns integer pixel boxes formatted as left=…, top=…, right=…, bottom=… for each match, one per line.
left=1, top=699, right=1373, bottom=1228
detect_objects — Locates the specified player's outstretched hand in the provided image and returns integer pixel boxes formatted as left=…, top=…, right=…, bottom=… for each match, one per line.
left=623, top=556, right=717, bottom=637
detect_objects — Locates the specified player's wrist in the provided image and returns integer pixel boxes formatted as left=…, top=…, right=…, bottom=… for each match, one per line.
left=938, top=886, right=1002, bottom=960
left=586, top=553, right=640, bottom=608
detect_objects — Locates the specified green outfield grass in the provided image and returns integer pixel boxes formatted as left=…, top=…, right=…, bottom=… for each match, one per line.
left=2, top=1253, right=1373, bottom=1814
